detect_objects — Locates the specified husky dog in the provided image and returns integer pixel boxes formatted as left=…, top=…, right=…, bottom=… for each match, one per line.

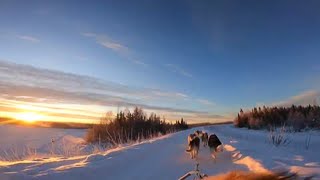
left=189, top=137, right=200, bottom=159
left=186, top=133, right=195, bottom=151
left=208, top=134, right=223, bottom=159
left=195, top=130, right=203, bottom=137
left=201, top=132, right=208, bottom=147
left=186, top=134, right=200, bottom=159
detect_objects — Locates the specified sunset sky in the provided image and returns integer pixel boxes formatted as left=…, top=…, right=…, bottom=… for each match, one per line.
left=1, top=0, right=320, bottom=123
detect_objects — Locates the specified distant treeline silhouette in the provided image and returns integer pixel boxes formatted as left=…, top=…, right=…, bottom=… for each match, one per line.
left=234, top=105, right=320, bottom=131
left=86, top=107, right=188, bottom=145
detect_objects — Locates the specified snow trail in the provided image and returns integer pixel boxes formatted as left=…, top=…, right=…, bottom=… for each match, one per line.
left=1, top=124, right=320, bottom=180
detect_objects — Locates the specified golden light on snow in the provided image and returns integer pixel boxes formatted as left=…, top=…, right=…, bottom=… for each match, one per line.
left=14, top=112, right=43, bottom=123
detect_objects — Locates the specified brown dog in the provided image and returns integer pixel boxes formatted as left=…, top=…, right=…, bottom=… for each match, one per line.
left=186, top=134, right=200, bottom=159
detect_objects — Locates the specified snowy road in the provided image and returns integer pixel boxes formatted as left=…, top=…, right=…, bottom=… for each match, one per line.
left=1, top=125, right=320, bottom=180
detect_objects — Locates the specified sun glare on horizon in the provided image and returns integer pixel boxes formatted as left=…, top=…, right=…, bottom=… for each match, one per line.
left=14, top=112, right=43, bottom=123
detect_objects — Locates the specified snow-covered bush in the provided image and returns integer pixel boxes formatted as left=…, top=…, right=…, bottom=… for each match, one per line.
left=305, top=133, right=311, bottom=150
left=86, top=107, right=188, bottom=146
left=268, top=125, right=291, bottom=147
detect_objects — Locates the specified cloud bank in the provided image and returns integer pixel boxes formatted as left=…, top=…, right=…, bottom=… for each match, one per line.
left=0, top=60, right=225, bottom=123
left=272, top=90, right=320, bottom=107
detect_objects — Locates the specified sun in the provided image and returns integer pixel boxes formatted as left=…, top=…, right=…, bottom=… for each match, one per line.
left=15, top=112, right=43, bottom=123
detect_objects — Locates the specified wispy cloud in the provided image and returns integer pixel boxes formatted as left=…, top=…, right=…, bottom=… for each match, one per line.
left=151, top=91, right=188, bottom=99
left=0, top=60, right=226, bottom=123
left=197, top=99, right=215, bottom=106
left=81, top=33, right=146, bottom=66
left=165, top=64, right=193, bottom=78
left=17, top=35, right=40, bottom=43
left=271, top=90, right=320, bottom=107
left=0, top=60, right=185, bottom=104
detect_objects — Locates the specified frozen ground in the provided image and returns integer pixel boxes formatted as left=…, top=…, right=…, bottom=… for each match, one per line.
left=0, top=125, right=87, bottom=161
left=0, top=124, right=320, bottom=180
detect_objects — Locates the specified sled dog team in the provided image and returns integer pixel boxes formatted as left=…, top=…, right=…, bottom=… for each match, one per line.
left=186, top=130, right=223, bottom=159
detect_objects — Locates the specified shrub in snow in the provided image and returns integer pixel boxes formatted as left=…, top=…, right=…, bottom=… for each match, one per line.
left=0, top=145, right=37, bottom=161
left=268, top=125, right=291, bottom=147
left=305, top=133, right=311, bottom=150
left=85, top=107, right=188, bottom=146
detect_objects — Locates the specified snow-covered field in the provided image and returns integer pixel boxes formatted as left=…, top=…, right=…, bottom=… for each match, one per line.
left=1, top=124, right=320, bottom=180
left=0, top=125, right=87, bottom=161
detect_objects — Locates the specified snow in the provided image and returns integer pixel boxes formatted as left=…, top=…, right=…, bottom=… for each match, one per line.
left=0, top=125, right=87, bottom=160
left=1, top=124, right=320, bottom=180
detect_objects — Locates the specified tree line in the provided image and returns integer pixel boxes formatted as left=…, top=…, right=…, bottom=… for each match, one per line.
left=234, top=105, right=320, bottom=131
left=86, top=107, right=188, bottom=145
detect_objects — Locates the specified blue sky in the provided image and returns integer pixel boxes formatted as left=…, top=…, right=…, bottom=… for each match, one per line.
left=1, top=0, right=320, bottom=123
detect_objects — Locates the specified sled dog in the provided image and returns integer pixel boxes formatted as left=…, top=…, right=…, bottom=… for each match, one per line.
left=201, top=132, right=208, bottom=147
left=208, top=134, right=223, bottom=159
left=186, top=134, right=200, bottom=159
